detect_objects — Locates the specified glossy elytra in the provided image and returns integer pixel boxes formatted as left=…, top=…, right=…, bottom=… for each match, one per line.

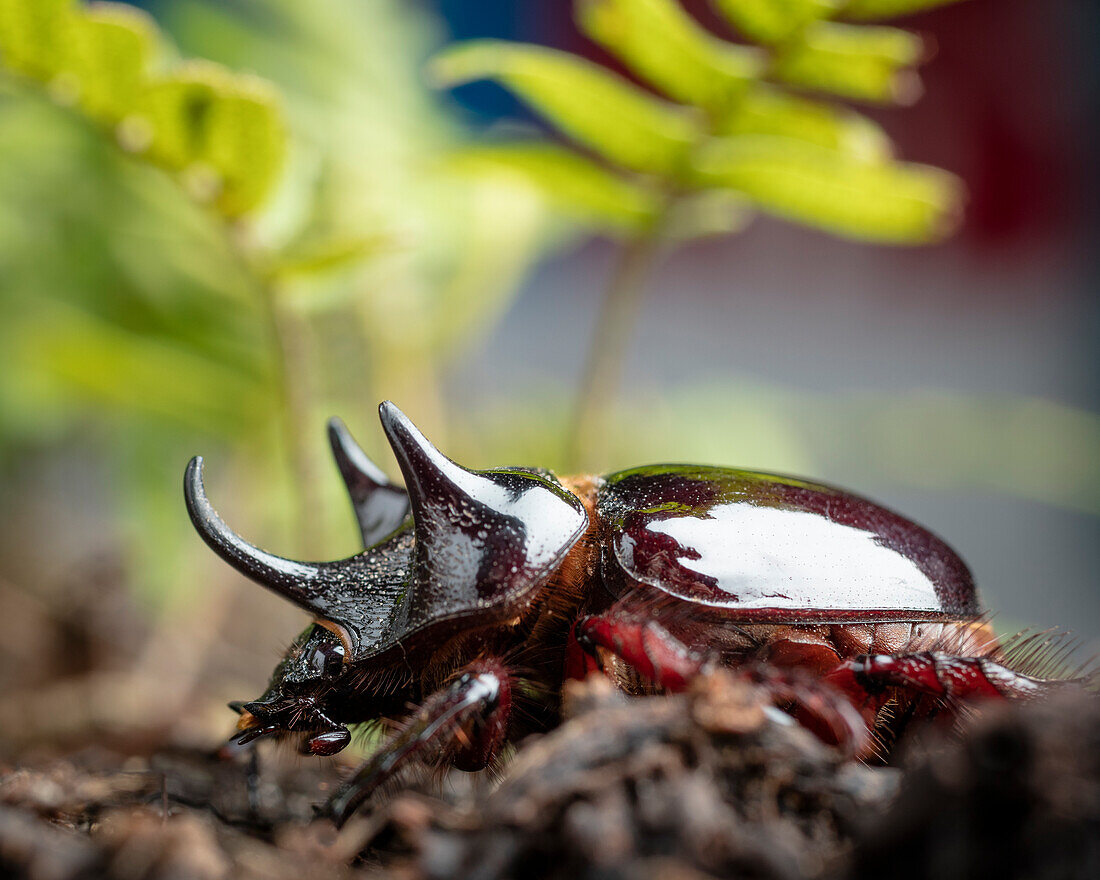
left=185, top=402, right=1070, bottom=826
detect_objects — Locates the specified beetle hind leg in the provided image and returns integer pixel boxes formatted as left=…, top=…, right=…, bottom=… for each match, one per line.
left=826, top=650, right=1085, bottom=712
left=823, top=646, right=1093, bottom=752
left=319, top=659, right=512, bottom=827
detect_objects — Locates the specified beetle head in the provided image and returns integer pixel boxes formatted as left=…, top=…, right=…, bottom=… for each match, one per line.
left=187, top=402, right=587, bottom=753
left=230, top=621, right=356, bottom=756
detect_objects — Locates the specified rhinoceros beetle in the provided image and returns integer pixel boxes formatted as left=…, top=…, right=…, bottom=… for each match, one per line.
left=185, top=402, right=1072, bottom=825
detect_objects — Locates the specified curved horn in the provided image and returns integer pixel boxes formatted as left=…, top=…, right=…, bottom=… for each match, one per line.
left=327, top=417, right=410, bottom=547
left=377, top=401, right=588, bottom=630
left=184, top=456, right=332, bottom=615
left=378, top=401, right=496, bottom=517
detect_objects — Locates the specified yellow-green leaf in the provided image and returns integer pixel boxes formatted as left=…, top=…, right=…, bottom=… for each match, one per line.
left=576, top=0, right=763, bottom=109
left=774, top=21, right=924, bottom=103
left=0, top=1, right=287, bottom=218
left=429, top=39, right=699, bottom=176
left=717, top=85, right=892, bottom=161
left=201, top=77, right=286, bottom=217
left=64, top=3, right=158, bottom=123
left=136, top=64, right=286, bottom=216
left=271, top=233, right=395, bottom=280
left=138, top=66, right=218, bottom=168
left=448, top=142, right=660, bottom=233
left=0, top=0, right=73, bottom=80
left=843, top=0, right=962, bottom=21
left=711, top=0, right=838, bottom=45
left=695, top=135, right=963, bottom=242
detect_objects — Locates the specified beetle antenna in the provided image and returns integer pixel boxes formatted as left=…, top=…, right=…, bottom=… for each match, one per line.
left=327, top=417, right=410, bottom=547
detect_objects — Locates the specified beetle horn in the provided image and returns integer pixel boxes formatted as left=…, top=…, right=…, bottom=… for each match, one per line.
left=377, top=401, right=499, bottom=525
left=327, top=417, right=410, bottom=547
left=184, top=456, right=336, bottom=616
left=377, top=401, right=588, bottom=630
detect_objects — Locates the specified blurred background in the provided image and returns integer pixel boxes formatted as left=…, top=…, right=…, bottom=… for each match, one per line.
left=0, top=0, right=1095, bottom=757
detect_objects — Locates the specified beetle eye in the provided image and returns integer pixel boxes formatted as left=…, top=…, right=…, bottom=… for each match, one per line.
left=323, top=643, right=345, bottom=677
left=306, top=641, right=346, bottom=678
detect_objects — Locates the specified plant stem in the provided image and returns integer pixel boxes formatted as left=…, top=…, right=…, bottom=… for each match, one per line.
left=224, top=220, right=322, bottom=557
left=257, top=280, right=323, bottom=557
left=568, top=230, right=663, bottom=470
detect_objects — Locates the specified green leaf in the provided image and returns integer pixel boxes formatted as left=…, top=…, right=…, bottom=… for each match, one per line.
left=0, top=0, right=72, bottom=80
left=135, top=63, right=286, bottom=216
left=695, top=135, right=962, bottom=242
left=200, top=76, right=287, bottom=217
left=774, top=21, right=924, bottom=103
left=64, top=3, right=158, bottom=123
left=843, top=0, right=962, bottom=21
left=0, top=1, right=287, bottom=217
left=11, top=306, right=269, bottom=432
left=575, top=0, right=763, bottom=109
left=717, top=85, right=892, bottom=161
left=137, top=65, right=218, bottom=168
left=271, top=233, right=395, bottom=280
left=448, top=142, right=660, bottom=233
left=429, top=39, right=699, bottom=176
left=711, top=0, right=839, bottom=45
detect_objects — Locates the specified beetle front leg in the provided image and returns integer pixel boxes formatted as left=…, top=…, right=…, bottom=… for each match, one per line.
left=319, top=659, right=511, bottom=826
left=571, top=614, right=709, bottom=691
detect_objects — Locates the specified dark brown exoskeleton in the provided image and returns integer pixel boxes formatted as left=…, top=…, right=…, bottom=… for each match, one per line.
left=185, top=402, right=1079, bottom=825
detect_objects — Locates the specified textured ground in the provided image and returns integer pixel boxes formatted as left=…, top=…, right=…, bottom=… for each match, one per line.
left=2, top=672, right=1097, bottom=880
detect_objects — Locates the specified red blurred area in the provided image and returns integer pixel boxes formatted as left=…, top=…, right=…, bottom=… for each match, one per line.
left=884, top=0, right=1086, bottom=251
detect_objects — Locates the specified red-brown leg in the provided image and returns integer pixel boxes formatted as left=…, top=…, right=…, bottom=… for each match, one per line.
left=571, top=614, right=868, bottom=752
left=825, top=650, right=1074, bottom=718
left=320, top=659, right=511, bottom=826
left=571, top=614, right=709, bottom=691
left=743, top=665, right=871, bottom=754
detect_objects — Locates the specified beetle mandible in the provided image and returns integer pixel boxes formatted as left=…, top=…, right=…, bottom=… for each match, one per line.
left=185, top=401, right=1070, bottom=824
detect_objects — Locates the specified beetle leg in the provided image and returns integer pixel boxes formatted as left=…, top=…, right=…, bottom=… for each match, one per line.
left=572, top=615, right=870, bottom=752
left=825, top=651, right=1076, bottom=716
left=565, top=620, right=603, bottom=682
left=319, top=659, right=511, bottom=827
left=739, top=665, right=872, bottom=755
left=571, top=614, right=709, bottom=692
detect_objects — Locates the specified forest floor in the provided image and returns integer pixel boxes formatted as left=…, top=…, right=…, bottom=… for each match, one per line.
left=2, top=672, right=1097, bottom=880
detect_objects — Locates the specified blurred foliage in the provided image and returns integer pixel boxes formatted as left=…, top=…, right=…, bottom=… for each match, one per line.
left=0, top=0, right=1095, bottom=659
left=0, top=0, right=566, bottom=604
left=0, top=0, right=285, bottom=217
left=431, top=0, right=965, bottom=244
left=428, top=0, right=971, bottom=468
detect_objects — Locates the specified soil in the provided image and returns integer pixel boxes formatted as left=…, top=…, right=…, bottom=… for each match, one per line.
left=2, top=673, right=1097, bottom=880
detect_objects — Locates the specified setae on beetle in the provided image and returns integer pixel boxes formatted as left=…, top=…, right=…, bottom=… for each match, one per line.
left=185, top=401, right=1072, bottom=825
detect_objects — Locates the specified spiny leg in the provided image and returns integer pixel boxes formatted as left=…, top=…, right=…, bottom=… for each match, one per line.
left=320, top=659, right=511, bottom=826
left=571, top=613, right=867, bottom=751
left=741, top=665, right=870, bottom=754
left=825, top=650, right=1079, bottom=720
left=571, top=614, right=709, bottom=692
